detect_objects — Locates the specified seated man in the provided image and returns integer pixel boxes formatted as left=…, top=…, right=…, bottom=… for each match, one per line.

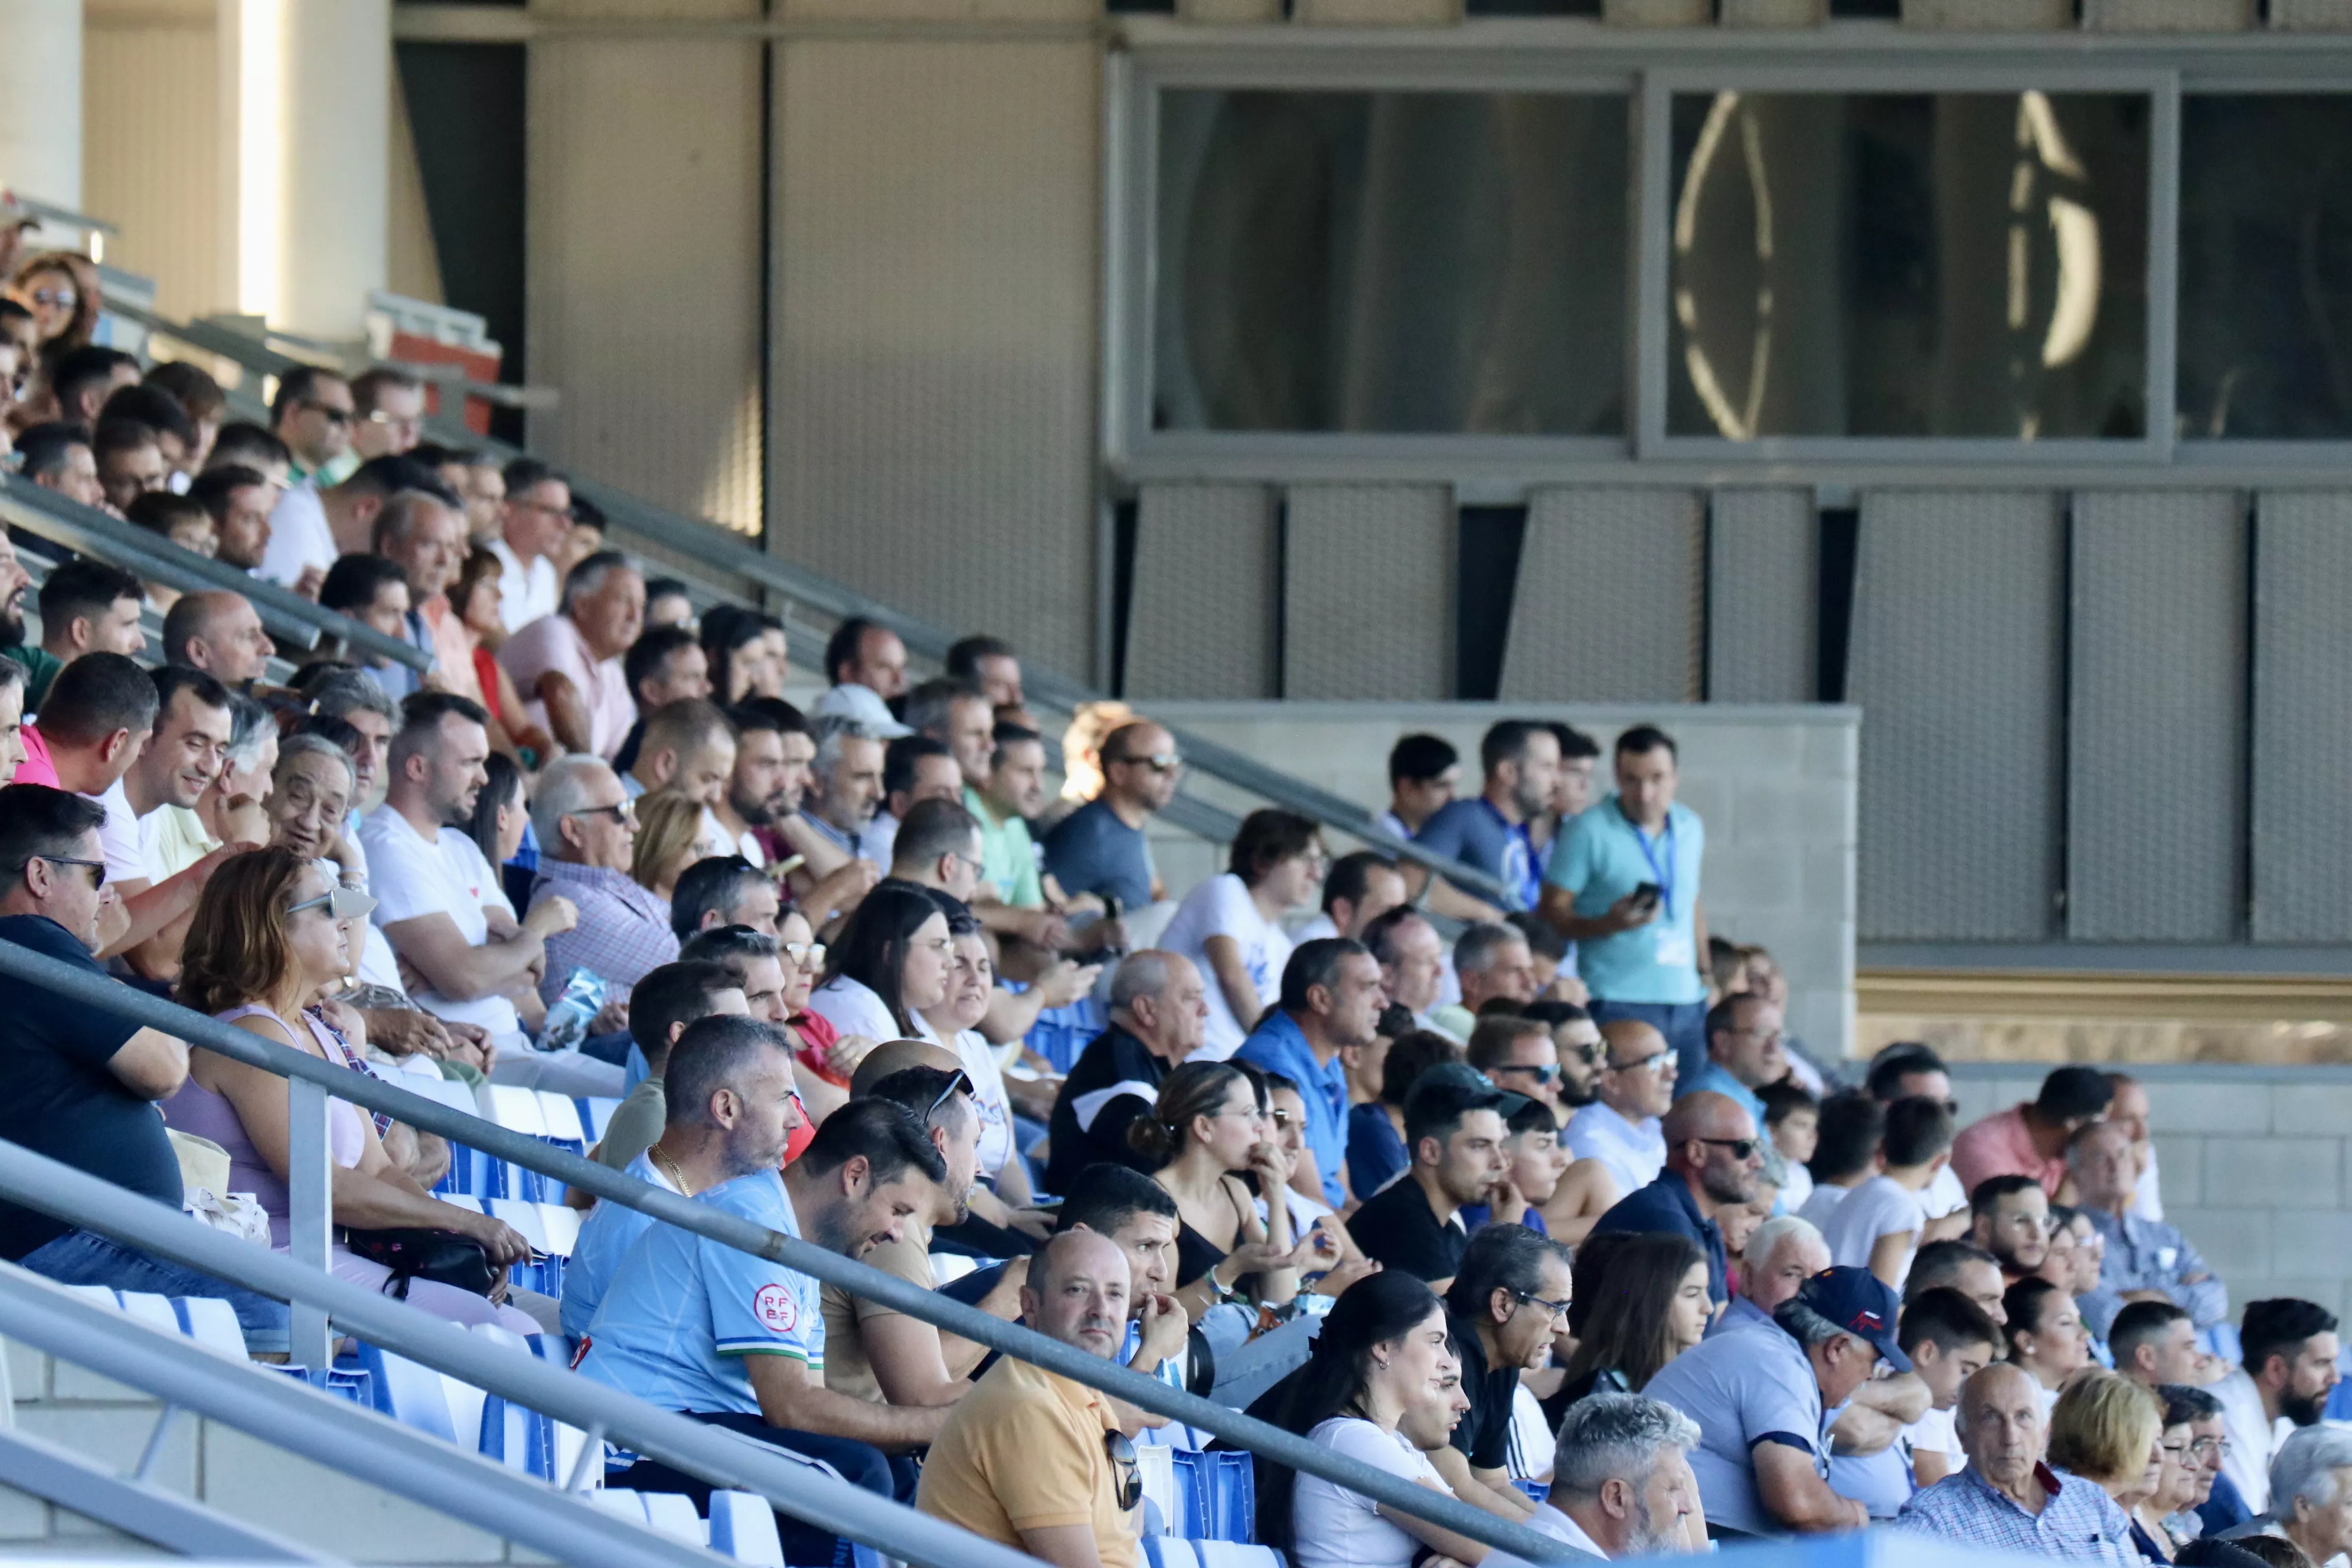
left=1716, top=1215, right=1831, bottom=1335
left=1044, top=950, right=1208, bottom=1194
left=1895, top=1362, right=2135, bottom=1554
left=2110, top=1300, right=2207, bottom=1391
left=2216, top=1424, right=2352, bottom=1568
left=620, top=697, right=734, bottom=806
left=500, top=550, right=644, bottom=760
left=863, top=733, right=961, bottom=871
left=669, top=855, right=782, bottom=943
left=102, top=667, right=250, bottom=979
left=1438, top=1223, right=1575, bottom=1521
left=1949, top=1065, right=2113, bottom=1197
left=1678, top=992, right=1787, bottom=1125
left=821, top=1057, right=994, bottom=1423
left=1239, top=937, right=1386, bottom=1211
left=581, top=1092, right=951, bottom=1568
left=21, top=557, right=148, bottom=707
left=1484, top=1394, right=1704, bottom=1565
left=528, top=754, right=680, bottom=1010
left=362, top=694, right=615, bottom=1092
left=1645, top=1266, right=1897, bottom=1536
left=1588, top=1089, right=1763, bottom=1307
left=0, top=784, right=289, bottom=1351
left=582, top=961, right=747, bottom=1179
left=1428, top=922, right=1538, bottom=1043
left=1564, top=1020, right=1678, bottom=1206
left=1968, top=1174, right=2052, bottom=1285
left=2067, top=1119, right=2227, bottom=1340
left=917, top=1228, right=1152, bottom=1568
left=1348, top=1069, right=1508, bottom=1290
left=613, top=626, right=710, bottom=775
left=161, top=590, right=275, bottom=690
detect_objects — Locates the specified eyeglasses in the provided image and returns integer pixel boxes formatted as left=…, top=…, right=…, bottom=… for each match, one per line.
left=1494, top=1062, right=1562, bottom=1084
left=2188, top=1438, right=2233, bottom=1459
left=925, top=1070, right=974, bottom=1124
left=25, top=854, right=105, bottom=890
left=298, top=399, right=354, bottom=426
left=1109, top=752, right=1182, bottom=774
left=289, top=884, right=377, bottom=922
left=1697, top=1136, right=1762, bottom=1160
left=361, top=410, right=422, bottom=430
left=780, top=940, right=827, bottom=970
left=1564, top=1041, right=1607, bottom=1067
left=569, top=799, right=636, bottom=825
left=28, top=289, right=74, bottom=309
left=1605, top=1048, right=1673, bottom=1075
left=1515, top=1291, right=1573, bottom=1325
left=1105, top=1430, right=1142, bottom=1512
left=2160, top=1442, right=2193, bottom=1458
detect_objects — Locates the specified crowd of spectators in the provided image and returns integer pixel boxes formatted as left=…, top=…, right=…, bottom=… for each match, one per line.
left=0, top=271, right=2327, bottom=1567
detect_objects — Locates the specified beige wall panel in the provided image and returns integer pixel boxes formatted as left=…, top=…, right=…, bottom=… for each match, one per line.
left=1283, top=484, right=1452, bottom=701
left=527, top=38, right=763, bottom=534
left=530, top=0, right=762, bottom=19
left=83, top=0, right=226, bottom=321
left=783, top=0, right=1100, bottom=19
left=1602, top=0, right=1715, bottom=22
left=1501, top=488, right=1704, bottom=703
left=1902, top=0, right=2072, bottom=22
left=1126, top=484, right=1278, bottom=701
left=2272, top=0, right=2352, bottom=23
left=772, top=38, right=1098, bottom=677
left=1295, top=0, right=1466, bottom=24
left=2083, top=0, right=2253, bottom=25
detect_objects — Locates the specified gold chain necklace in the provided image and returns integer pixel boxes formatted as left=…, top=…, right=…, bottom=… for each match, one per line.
left=651, top=1143, right=691, bottom=1195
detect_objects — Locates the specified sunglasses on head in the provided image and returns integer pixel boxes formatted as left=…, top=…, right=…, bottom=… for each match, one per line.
left=925, top=1070, right=975, bottom=1124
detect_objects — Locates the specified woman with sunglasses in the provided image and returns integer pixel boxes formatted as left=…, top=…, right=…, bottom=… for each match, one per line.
left=1130, top=1060, right=1324, bottom=1316
left=1251, top=1269, right=1491, bottom=1568
left=1557, top=1231, right=1710, bottom=1407
left=167, top=847, right=537, bottom=1329
left=808, top=882, right=953, bottom=1046
left=11, top=252, right=98, bottom=353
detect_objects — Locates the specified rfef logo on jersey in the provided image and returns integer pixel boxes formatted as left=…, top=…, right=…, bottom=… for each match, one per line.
left=753, top=1283, right=798, bottom=1333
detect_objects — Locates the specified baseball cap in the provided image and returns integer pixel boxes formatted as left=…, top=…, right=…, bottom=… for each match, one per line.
left=1795, top=1265, right=1911, bottom=1372
left=810, top=681, right=912, bottom=739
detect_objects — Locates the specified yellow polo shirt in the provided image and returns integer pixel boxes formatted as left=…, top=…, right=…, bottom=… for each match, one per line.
left=915, top=1353, right=1139, bottom=1568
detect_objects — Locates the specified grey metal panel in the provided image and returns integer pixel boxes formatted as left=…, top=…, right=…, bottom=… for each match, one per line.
left=1850, top=489, right=2065, bottom=942
left=2069, top=491, right=2247, bottom=941
left=1706, top=488, right=1817, bottom=703
left=1282, top=484, right=1452, bottom=700
left=1126, top=483, right=1279, bottom=700
left=1500, top=488, right=1703, bottom=703
left=2252, top=492, right=2352, bottom=942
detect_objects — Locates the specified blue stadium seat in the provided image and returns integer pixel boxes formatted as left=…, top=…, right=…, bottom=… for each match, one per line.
left=1167, top=1449, right=1255, bottom=1543
left=578, top=1096, right=624, bottom=1143
left=1024, top=995, right=1107, bottom=1075
left=478, top=1393, right=556, bottom=1479
left=1144, top=1541, right=1286, bottom=1568
left=344, top=1343, right=459, bottom=1443
left=638, top=1491, right=705, bottom=1544
left=706, top=1491, right=786, bottom=1567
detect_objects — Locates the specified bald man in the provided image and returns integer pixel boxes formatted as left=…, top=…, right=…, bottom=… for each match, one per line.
left=919, top=1229, right=1151, bottom=1568
left=1895, top=1362, right=2134, bottom=1551
left=1564, top=1018, right=1680, bottom=1213
left=1588, top=1089, right=1760, bottom=1306
left=162, top=590, right=275, bottom=688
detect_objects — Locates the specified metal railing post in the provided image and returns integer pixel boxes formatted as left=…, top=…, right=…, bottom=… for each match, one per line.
left=287, top=1075, right=335, bottom=1370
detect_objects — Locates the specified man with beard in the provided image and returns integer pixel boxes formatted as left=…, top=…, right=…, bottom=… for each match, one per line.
left=362, top=694, right=577, bottom=1054
left=1411, top=719, right=1560, bottom=915
left=1468, top=1013, right=1569, bottom=1119
left=1969, top=1174, right=2052, bottom=1285
left=0, top=529, right=38, bottom=695
left=1242, top=938, right=1387, bottom=1210
left=2212, top=1299, right=2343, bottom=1516
left=717, top=699, right=877, bottom=921
left=1348, top=1069, right=1508, bottom=1289
left=583, top=1084, right=949, bottom=1567
left=1525, top=999, right=1605, bottom=1109
left=1589, top=1089, right=1763, bottom=1308
left=102, top=667, right=253, bottom=977
left=803, top=721, right=886, bottom=862
left=1487, top=1395, right=1705, bottom=1564
left=620, top=697, right=736, bottom=808
left=191, top=464, right=275, bottom=578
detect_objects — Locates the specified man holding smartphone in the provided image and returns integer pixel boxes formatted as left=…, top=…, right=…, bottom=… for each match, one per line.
left=1538, top=725, right=1711, bottom=1084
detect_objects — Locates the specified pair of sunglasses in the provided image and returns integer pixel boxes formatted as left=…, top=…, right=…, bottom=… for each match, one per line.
left=289, top=884, right=378, bottom=922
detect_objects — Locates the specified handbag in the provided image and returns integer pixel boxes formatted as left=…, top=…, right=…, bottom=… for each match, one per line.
left=339, top=1227, right=496, bottom=1298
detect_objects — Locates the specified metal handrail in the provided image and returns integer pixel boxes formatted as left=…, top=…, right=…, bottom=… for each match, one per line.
left=0, top=475, right=433, bottom=673
left=113, top=294, right=1513, bottom=903
left=0, top=1198, right=1024, bottom=1568
left=0, top=935, right=1583, bottom=1564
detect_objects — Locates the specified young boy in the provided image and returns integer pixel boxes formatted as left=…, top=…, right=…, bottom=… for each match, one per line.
left=1821, top=1095, right=1955, bottom=1289
left=1796, top=1090, right=1886, bottom=1230
left=1461, top=1092, right=1570, bottom=1233
left=1894, top=1286, right=2004, bottom=1488
left=1761, top=1079, right=1819, bottom=1214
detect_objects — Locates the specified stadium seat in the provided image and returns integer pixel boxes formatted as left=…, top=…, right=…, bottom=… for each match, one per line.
left=1144, top=1541, right=1286, bottom=1568
left=639, top=1491, right=705, bottom=1544
left=536, top=1092, right=588, bottom=1151
left=172, top=1296, right=249, bottom=1359
left=592, top=1489, right=651, bottom=1524
left=116, top=1290, right=183, bottom=1336
left=705, top=1491, right=786, bottom=1567
left=1167, top=1449, right=1255, bottom=1543
left=577, top=1096, right=624, bottom=1143
left=344, top=1344, right=459, bottom=1444
left=478, top=1392, right=556, bottom=1479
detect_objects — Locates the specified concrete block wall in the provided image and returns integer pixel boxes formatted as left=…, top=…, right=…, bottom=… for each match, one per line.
left=1141, top=701, right=1860, bottom=1061
left=1951, top=1061, right=2352, bottom=1327
left=0, top=1338, right=534, bottom=1562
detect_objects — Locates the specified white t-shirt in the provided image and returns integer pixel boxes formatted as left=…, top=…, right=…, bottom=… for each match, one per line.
left=83, top=779, right=148, bottom=884
left=1776, top=1158, right=1814, bottom=1217
left=1159, top=871, right=1292, bottom=1061
left=489, top=537, right=559, bottom=635
left=1923, top=1162, right=1969, bottom=1221
left=257, top=484, right=338, bottom=589
left=806, top=974, right=941, bottom=1047
left=861, top=811, right=900, bottom=873
left=946, top=1026, right=1015, bottom=1178
left=358, top=806, right=520, bottom=1036
left=1898, top=1404, right=1961, bottom=1482
left=1292, top=1417, right=1449, bottom=1568
left=1796, top=1179, right=1858, bottom=1230
left=1820, top=1175, right=1927, bottom=1283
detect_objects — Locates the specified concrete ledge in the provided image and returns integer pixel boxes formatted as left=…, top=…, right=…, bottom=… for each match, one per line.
left=2272, top=0, right=2352, bottom=25
left=1722, top=0, right=1827, bottom=21
left=2082, top=0, right=2253, bottom=25
left=1295, top=0, right=1464, bottom=19
left=1902, top=0, right=2073, bottom=24
left=1177, top=0, right=1287, bottom=17
left=1603, top=0, right=1714, bottom=22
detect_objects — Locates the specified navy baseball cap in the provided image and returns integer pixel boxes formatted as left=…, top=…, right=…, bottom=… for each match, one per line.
left=1796, top=1266, right=1912, bottom=1373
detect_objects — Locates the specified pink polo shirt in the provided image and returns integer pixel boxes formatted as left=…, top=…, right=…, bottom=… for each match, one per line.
left=1948, top=1102, right=2068, bottom=1197
left=12, top=724, right=56, bottom=788
left=497, top=612, right=636, bottom=761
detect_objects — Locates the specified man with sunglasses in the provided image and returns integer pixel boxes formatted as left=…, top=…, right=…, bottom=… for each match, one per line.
left=1468, top=1013, right=1569, bottom=1119
left=0, top=783, right=291, bottom=1352
left=268, top=365, right=354, bottom=488
left=1590, top=1090, right=1766, bottom=1309
left=528, top=755, right=679, bottom=1028
left=1523, top=999, right=1605, bottom=1109
left=1043, top=720, right=1180, bottom=917
left=1565, top=1018, right=1678, bottom=1206
left=920, top=1227, right=1152, bottom=1568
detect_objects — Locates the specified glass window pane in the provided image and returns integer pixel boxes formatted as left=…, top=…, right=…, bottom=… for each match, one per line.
left=1667, top=91, right=2150, bottom=440
left=1152, top=89, right=1630, bottom=436
left=2180, top=96, right=2352, bottom=440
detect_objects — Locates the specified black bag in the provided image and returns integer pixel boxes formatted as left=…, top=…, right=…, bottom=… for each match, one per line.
left=339, top=1227, right=496, bottom=1298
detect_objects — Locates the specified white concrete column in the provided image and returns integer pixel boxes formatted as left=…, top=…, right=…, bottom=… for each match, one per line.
left=0, top=1, right=83, bottom=210
left=273, top=0, right=388, bottom=340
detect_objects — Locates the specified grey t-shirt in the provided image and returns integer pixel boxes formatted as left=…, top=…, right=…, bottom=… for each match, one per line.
left=1642, top=1317, right=1828, bottom=1536
left=595, top=1076, right=667, bottom=1172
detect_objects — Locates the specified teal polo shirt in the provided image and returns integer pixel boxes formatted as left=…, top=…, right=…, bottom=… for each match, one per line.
left=1544, top=793, right=1705, bottom=1005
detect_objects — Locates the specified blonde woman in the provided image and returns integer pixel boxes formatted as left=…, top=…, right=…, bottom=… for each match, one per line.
left=2046, top=1371, right=2167, bottom=1560
left=629, top=790, right=726, bottom=903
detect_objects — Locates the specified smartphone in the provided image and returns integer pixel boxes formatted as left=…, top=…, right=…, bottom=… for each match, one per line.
left=1632, top=881, right=1662, bottom=909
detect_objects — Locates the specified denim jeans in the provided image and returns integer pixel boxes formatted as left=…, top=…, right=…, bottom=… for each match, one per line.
left=19, top=1228, right=290, bottom=1355
left=1587, top=998, right=1710, bottom=1087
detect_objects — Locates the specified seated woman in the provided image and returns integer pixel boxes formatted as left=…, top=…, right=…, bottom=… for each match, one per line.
left=630, top=789, right=729, bottom=904
left=806, top=882, right=952, bottom=1046
left=1130, top=1059, right=1319, bottom=1317
left=2005, top=1274, right=2092, bottom=1412
left=1253, top=1269, right=1494, bottom=1568
left=2047, top=1372, right=2167, bottom=1561
left=2135, top=1392, right=2203, bottom=1561
left=915, top=913, right=1038, bottom=1223
left=1556, top=1230, right=1710, bottom=1406
left=167, top=847, right=537, bottom=1331
left=1158, top=808, right=1324, bottom=1060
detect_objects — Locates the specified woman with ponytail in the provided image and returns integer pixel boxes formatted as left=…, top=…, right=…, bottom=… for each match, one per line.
left=1130, top=1060, right=1327, bottom=1315
left=1249, top=1269, right=1490, bottom=1568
